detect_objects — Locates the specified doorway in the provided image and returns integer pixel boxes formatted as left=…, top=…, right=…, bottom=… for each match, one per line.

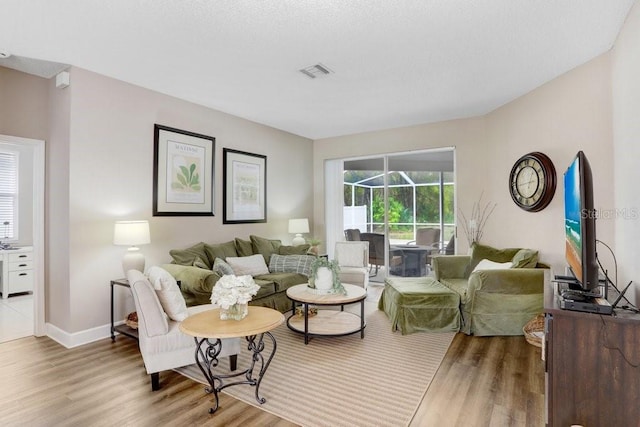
left=0, top=134, right=45, bottom=343
left=326, top=148, right=455, bottom=282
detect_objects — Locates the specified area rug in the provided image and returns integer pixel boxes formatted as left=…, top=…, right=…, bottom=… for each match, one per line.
left=176, top=305, right=455, bottom=427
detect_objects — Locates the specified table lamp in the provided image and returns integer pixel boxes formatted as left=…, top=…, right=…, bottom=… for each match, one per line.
left=288, top=218, right=309, bottom=246
left=114, top=220, right=151, bottom=275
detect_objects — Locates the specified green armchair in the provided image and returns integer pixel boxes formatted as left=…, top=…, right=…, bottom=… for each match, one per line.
left=431, top=243, right=549, bottom=336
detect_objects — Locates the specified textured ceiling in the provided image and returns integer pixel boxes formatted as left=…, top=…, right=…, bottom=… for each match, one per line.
left=0, top=0, right=635, bottom=139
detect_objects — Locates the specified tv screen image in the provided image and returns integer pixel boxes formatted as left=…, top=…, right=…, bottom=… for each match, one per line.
left=563, top=151, right=599, bottom=292
left=564, top=156, right=583, bottom=283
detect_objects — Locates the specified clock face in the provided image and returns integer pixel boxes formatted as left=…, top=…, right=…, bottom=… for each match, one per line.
left=509, top=152, right=556, bottom=212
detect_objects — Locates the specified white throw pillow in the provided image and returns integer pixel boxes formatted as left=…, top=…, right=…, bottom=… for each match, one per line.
left=147, top=266, right=189, bottom=322
left=226, top=254, right=270, bottom=276
left=472, top=259, right=513, bottom=273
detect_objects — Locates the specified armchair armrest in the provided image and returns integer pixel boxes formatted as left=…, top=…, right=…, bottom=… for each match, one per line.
left=161, top=264, right=221, bottom=307
left=468, top=268, right=546, bottom=295
left=432, top=255, right=471, bottom=281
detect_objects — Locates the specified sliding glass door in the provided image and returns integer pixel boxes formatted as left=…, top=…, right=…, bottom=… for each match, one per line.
left=339, top=149, right=455, bottom=281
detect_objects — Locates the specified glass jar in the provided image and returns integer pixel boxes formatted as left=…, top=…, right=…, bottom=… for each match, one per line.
left=219, top=303, right=248, bottom=320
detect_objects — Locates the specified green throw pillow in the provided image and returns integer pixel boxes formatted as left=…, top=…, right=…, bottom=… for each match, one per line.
left=512, top=249, right=539, bottom=268
left=204, top=241, right=238, bottom=264
left=234, top=238, right=254, bottom=257
left=192, top=256, right=209, bottom=270
left=169, top=242, right=211, bottom=269
left=250, top=235, right=282, bottom=263
left=278, top=244, right=311, bottom=255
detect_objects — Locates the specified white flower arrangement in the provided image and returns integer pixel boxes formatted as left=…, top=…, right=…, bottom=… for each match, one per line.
left=210, top=274, right=260, bottom=309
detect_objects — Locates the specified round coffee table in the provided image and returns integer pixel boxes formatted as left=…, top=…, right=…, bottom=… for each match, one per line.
left=286, top=283, right=366, bottom=344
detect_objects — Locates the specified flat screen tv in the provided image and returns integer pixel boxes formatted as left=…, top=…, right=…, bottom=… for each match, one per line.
left=564, top=151, right=599, bottom=292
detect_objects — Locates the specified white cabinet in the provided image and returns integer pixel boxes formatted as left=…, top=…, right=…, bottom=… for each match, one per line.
left=1, top=247, right=34, bottom=299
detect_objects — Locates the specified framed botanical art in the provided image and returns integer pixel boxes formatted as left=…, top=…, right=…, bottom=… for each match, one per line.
left=153, top=124, right=215, bottom=216
left=223, top=148, right=267, bottom=223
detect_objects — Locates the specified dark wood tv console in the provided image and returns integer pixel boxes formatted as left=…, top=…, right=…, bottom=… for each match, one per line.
left=544, top=284, right=640, bottom=426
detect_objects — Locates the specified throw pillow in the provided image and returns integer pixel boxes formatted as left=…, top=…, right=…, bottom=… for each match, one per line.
left=269, top=254, right=316, bottom=277
left=278, top=244, right=311, bottom=255
left=169, top=242, right=211, bottom=269
left=472, top=259, right=513, bottom=273
left=512, top=249, right=539, bottom=268
left=234, top=238, right=254, bottom=257
left=250, top=235, right=282, bottom=263
left=147, top=266, right=189, bottom=321
left=213, top=257, right=235, bottom=276
left=226, top=254, right=270, bottom=276
left=204, top=240, right=238, bottom=264
left=467, top=243, right=521, bottom=275
left=192, top=256, right=209, bottom=270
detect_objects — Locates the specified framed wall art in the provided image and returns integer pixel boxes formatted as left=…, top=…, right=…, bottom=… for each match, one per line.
left=223, top=148, right=267, bottom=224
left=153, top=124, right=215, bottom=216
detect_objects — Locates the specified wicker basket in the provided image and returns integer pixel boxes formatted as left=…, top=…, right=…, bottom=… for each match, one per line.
left=125, top=311, right=138, bottom=330
left=523, top=314, right=544, bottom=348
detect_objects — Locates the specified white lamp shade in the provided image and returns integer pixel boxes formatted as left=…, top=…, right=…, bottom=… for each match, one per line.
left=288, top=218, right=309, bottom=246
left=288, top=218, right=309, bottom=234
left=114, top=220, right=150, bottom=246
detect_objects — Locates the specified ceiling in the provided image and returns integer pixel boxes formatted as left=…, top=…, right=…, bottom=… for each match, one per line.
left=0, top=0, right=635, bottom=140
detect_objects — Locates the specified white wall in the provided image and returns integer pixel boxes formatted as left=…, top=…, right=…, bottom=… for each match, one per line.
left=612, top=0, right=640, bottom=304
left=485, top=53, right=614, bottom=277
left=63, top=67, right=313, bottom=334
left=314, top=117, right=487, bottom=253
left=314, top=54, right=615, bottom=278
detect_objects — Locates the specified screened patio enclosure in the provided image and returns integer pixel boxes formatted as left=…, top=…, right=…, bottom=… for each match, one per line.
left=341, top=149, right=455, bottom=278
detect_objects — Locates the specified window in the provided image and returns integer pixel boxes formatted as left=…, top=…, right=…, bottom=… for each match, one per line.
left=0, top=150, right=19, bottom=240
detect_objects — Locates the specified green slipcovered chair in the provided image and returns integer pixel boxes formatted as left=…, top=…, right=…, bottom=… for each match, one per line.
left=432, top=242, right=549, bottom=336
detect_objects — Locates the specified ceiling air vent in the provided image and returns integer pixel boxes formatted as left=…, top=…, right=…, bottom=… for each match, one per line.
left=299, top=63, right=333, bottom=79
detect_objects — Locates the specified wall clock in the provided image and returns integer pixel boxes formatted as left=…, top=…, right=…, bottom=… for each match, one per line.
left=509, top=152, right=556, bottom=212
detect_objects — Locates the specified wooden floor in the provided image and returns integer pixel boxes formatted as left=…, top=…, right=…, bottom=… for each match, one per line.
left=0, top=328, right=544, bottom=427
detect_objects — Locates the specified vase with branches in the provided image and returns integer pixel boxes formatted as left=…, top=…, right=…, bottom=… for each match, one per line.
left=458, top=193, right=497, bottom=245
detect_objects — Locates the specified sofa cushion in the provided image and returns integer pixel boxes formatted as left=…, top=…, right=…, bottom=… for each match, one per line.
left=253, top=278, right=278, bottom=299
left=226, top=254, right=270, bottom=276
left=192, top=256, right=209, bottom=269
left=254, top=272, right=309, bottom=293
left=511, top=249, right=539, bottom=268
left=278, top=244, right=311, bottom=255
left=170, top=242, right=211, bottom=269
left=212, top=257, right=235, bottom=276
left=269, top=254, right=315, bottom=277
left=250, top=235, right=282, bottom=263
left=234, top=238, right=254, bottom=257
left=204, top=240, right=238, bottom=263
left=147, top=266, right=189, bottom=322
left=439, top=278, right=470, bottom=301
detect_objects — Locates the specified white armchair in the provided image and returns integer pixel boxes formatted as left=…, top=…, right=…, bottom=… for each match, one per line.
left=335, top=241, right=370, bottom=289
left=127, top=269, right=241, bottom=390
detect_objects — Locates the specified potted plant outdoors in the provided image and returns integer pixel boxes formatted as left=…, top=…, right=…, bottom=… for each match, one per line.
left=306, top=237, right=322, bottom=255
left=309, top=257, right=346, bottom=295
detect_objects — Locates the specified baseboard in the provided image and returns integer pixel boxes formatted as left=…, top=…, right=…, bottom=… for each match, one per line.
left=45, top=322, right=115, bottom=349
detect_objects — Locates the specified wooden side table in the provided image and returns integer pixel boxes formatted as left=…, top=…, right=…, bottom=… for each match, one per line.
left=110, top=278, right=138, bottom=341
left=180, top=306, right=284, bottom=414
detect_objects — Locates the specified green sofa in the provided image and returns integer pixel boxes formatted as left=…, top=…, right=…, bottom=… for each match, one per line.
left=161, top=235, right=312, bottom=313
left=431, top=243, right=549, bottom=336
